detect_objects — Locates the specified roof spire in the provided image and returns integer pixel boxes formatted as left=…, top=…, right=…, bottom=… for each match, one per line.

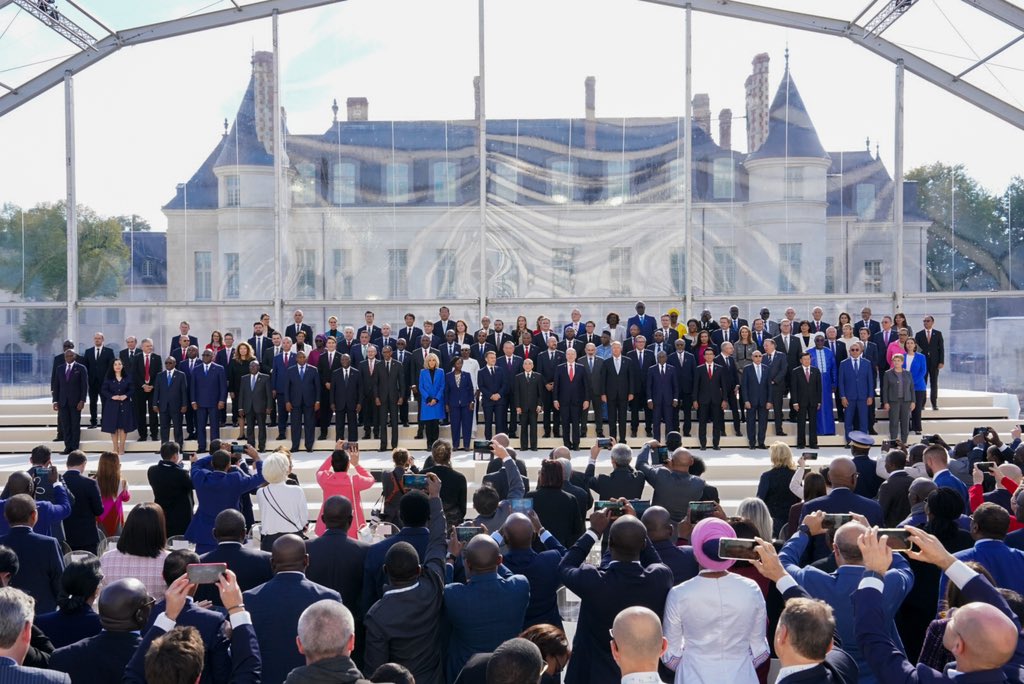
left=865, top=135, right=870, bottom=151
left=784, top=43, right=789, bottom=72
left=223, top=117, right=229, bottom=136
left=875, top=142, right=880, bottom=160
left=332, top=98, right=339, bottom=123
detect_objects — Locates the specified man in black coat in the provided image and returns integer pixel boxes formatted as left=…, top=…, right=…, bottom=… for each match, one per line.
left=877, top=449, right=914, bottom=527
left=331, top=355, right=363, bottom=443
left=61, top=452, right=103, bottom=554
left=285, top=309, right=314, bottom=344
left=130, top=338, right=161, bottom=441
left=50, top=341, right=82, bottom=443
left=82, top=332, right=114, bottom=429
left=195, top=510, right=272, bottom=607
left=375, top=346, right=406, bottom=452
left=317, top=337, right=343, bottom=440
left=600, top=343, right=635, bottom=444
left=582, top=441, right=645, bottom=501
left=306, top=496, right=367, bottom=613
left=147, top=442, right=194, bottom=538
left=915, top=316, right=945, bottom=410
left=535, top=338, right=565, bottom=439
left=0, top=496, right=63, bottom=614
left=762, top=339, right=790, bottom=437
left=152, top=357, right=189, bottom=447
left=790, top=352, right=822, bottom=449
left=692, top=348, right=728, bottom=450
left=51, top=349, right=88, bottom=455
left=666, top=340, right=696, bottom=437
left=512, top=359, right=544, bottom=452
left=580, top=345, right=605, bottom=439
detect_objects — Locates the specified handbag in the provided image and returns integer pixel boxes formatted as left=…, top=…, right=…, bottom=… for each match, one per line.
left=371, top=472, right=403, bottom=522
left=262, top=486, right=308, bottom=539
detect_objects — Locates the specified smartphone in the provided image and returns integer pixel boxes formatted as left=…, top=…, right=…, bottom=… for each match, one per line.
left=656, top=446, right=670, bottom=464
left=802, top=452, right=818, bottom=461
left=230, top=442, right=246, bottom=454
left=403, top=474, right=429, bottom=490
left=878, top=528, right=913, bottom=551
left=508, top=498, right=533, bottom=512
left=688, top=501, right=716, bottom=523
left=183, top=452, right=196, bottom=462
left=455, top=525, right=483, bottom=543
left=472, top=439, right=493, bottom=452
left=186, top=563, right=226, bottom=584
left=821, top=513, right=854, bottom=530
left=977, top=461, right=997, bottom=473
left=973, top=426, right=989, bottom=437
left=880, top=440, right=895, bottom=451
left=595, top=500, right=625, bottom=518
left=718, top=537, right=760, bottom=561
left=630, top=500, right=652, bottom=516
left=597, top=438, right=613, bottom=449
left=921, top=434, right=936, bottom=445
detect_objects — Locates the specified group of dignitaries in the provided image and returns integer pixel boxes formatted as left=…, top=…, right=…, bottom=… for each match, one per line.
left=49, top=302, right=945, bottom=456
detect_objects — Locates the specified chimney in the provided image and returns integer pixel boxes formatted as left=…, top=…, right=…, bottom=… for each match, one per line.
left=584, top=76, right=596, bottom=149
left=692, top=93, right=711, bottom=137
left=473, top=76, right=481, bottom=120
left=718, top=108, right=732, bottom=150
left=745, top=52, right=770, bottom=152
left=346, top=97, right=368, bottom=122
left=251, top=51, right=275, bottom=154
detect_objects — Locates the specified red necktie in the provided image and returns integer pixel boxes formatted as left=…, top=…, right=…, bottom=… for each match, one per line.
left=144, top=355, right=150, bottom=383
left=524, top=347, right=529, bottom=359
left=569, top=365, right=574, bottom=382
left=708, top=365, right=713, bottom=379
left=805, top=368, right=810, bottom=381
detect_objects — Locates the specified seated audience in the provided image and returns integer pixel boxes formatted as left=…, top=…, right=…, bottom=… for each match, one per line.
left=286, top=600, right=370, bottom=684
left=194, top=510, right=272, bottom=607
left=0, top=495, right=64, bottom=614
left=99, top=502, right=169, bottom=599
left=610, top=607, right=668, bottom=684
left=525, top=461, right=583, bottom=548
left=495, top=511, right=567, bottom=629
left=34, top=560, right=102, bottom=649
left=0, top=587, right=70, bottom=683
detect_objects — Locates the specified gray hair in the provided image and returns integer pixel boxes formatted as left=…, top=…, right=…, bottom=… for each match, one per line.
left=557, top=457, right=573, bottom=481
left=736, top=497, right=773, bottom=541
left=610, top=443, right=633, bottom=467
left=140, top=337, right=153, bottom=346
left=0, top=588, right=34, bottom=648
left=297, top=600, right=354, bottom=659
left=261, top=453, right=291, bottom=485
left=344, top=326, right=355, bottom=334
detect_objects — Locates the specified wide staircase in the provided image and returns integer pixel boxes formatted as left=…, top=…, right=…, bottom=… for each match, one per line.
left=0, top=389, right=1015, bottom=521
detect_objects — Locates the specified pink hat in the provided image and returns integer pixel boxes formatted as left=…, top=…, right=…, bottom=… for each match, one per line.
left=690, top=517, right=736, bottom=572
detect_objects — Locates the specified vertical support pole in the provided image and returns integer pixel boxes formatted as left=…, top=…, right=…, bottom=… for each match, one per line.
left=64, top=71, right=78, bottom=344
left=894, top=58, right=905, bottom=311
left=477, top=0, right=488, bottom=321
left=683, top=5, right=694, bottom=315
left=272, top=11, right=284, bottom=328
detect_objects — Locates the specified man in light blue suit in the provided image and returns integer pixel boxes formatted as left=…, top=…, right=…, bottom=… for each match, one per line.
left=284, top=350, right=320, bottom=453
left=740, top=350, right=772, bottom=449
left=838, top=342, right=876, bottom=446
left=189, top=349, right=227, bottom=453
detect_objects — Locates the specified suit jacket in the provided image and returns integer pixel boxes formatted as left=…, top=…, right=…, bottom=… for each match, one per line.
left=651, top=538, right=699, bottom=585
left=800, top=488, right=883, bottom=561
left=693, top=362, right=727, bottom=404
left=189, top=363, right=227, bottom=408
left=871, top=329, right=898, bottom=371
left=358, top=359, right=379, bottom=401
left=808, top=319, right=831, bottom=335
left=152, top=369, right=188, bottom=413
left=478, top=365, right=509, bottom=405
left=625, top=314, right=657, bottom=341
left=915, top=329, right=945, bottom=368
left=375, top=359, right=406, bottom=405
left=411, top=346, right=440, bottom=381
left=284, top=322, right=314, bottom=344
left=185, top=456, right=264, bottom=549
left=513, top=343, right=540, bottom=364
left=126, top=352, right=159, bottom=389
left=790, top=365, right=822, bottom=408
left=317, top=351, right=343, bottom=387
left=582, top=464, right=645, bottom=501
left=714, top=354, right=740, bottom=392
left=578, top=355, right=604, bottom=397
left=330, top=367, right=362, bottom=411
left=0, top=660, right=69, bottom=683
left=51, top=629, right=142, bottom=683
left=0, top=527, right=62, bottom=613
left=773, top=334, right=804, bottom=376
left=397, top=325, right=423, bottom=348
left=494, top=355, right=523, bottom=386
left=348, top=343, right=380, bottom=368
left=247, top=335, right=271, bottom=365
left=195, top=542, right=272, bottom=606
left=741, top=363, right=772, bottom=407
left=362, top=527, right=431, bottom=610
left=503, top=534, right=567, bottom=628
left=558, top=338, right=585, bottom=357
left=711, top=326, right=739, bottom=346
left=939, top=539, right=1024, bottom=605
left=853, top=454, right=883, bottom=499
left=168, top=334, right=199, bottom=355
left=51, top=362, right=88, bottom=407
left=470, top=342, right=496, bottom=366
left=853, top=319, right=882, bottom=338
left=245, top=573, right=342, bottom=684
left=83, top=346, right=114, bottom=385
left=838, top=357, right=875, bottom=401
left=487, top=330, right=513, bottom=350
left=377, top=336, right=398, bottom=353
left=883, top=369, right=915, bottom=403
left=560, top=534, right=673, bottom=684
left=237, top=372, right=273, bottom=415
left=125, top=620, right=259, bottom=684
left=776, top=655, right=858, bottom=684
left=283, top=364, right=320, bottom=408
left=878, top=470, right=914, bottom=527
left=357, top=324, right=383, bottom=343
left=512, top=372, right=543, bottom=412
left=446, top=371, right=475, bottom=409
left=305, top=530, right=367, bottom=611
left=61, top=470, right=102, bottom=550
left=481, top=457, right=528, bottom=500
left=147, top=460, right=193, bottom=538
left=34, top=607, right=100, bottom=651
left=554, top=363, right=589, bottom=408
left=535, top=349, right=565, bottom=385
left=144, top=599, right=230, bottom=684
left=646, top=364, right=677, bottom=407
left=600, top=356, right=636, bottom=400
left=666, top=350, right=696, bottom=399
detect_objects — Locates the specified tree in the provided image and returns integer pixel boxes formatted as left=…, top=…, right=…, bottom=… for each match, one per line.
left=0, top=201, right=130, bottom=355
left=113, top=214, right=152, bottom=232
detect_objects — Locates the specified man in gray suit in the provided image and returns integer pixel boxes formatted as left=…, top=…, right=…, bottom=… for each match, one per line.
left=375, top=346, right=407, bottom=452
left=238, top=360, right=273, bottom=451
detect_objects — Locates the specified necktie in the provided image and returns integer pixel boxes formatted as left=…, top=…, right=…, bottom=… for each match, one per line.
left=329, top=353, right=334, bottom=366
left=927, top=330, right=931, bottom=342
left=369, top=360, right=375, bottom=374
left=589, top=358, right=594, bottom=371
left=490, top=366, right=494, bottom=376
left=344, top=368, right=349, bottom=381
left=363, top=346, right=368, bottom=359
left=526, top=372, right=531, bottom=380
left=65, top=364, right=71, bottom=380
left=144, top=355, right=150, bottom=383
left=615, top=358, right=620, bottom=372
left=660, top=365, right=665, bottom=375
left=300, top=366, right=304, bottom=379
left=386, top=361, right=391, bottom=372
left=524, top=347, right=529, bottom=359
left=550, top=351, right=554, bottom=361
left=256, top=338, right=262, bottom=357
left=756, top=365, right=761, bottom=383
left=283, top=353, right=289, bottom=367
left=757, top=332, right=762, bottom=345
left=204, top=364, right=209, bottom=375
left=884, top=331, right=889, bottom=345
left=251, top=375, right=256, bottom=390
left=708, top=365, right=713, bottom=379
left=167, top=372, right=172, bottom=387
left=569, top=365, right=574, bottom=382
left=805, top=368, right=810, bottom=381
left=854, top=359, right=859, bottom=372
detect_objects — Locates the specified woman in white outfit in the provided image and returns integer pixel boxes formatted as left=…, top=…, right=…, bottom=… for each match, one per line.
left=661, top=517, right=769, bottom=684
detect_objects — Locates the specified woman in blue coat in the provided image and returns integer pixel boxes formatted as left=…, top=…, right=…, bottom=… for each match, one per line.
left=100, top=359, right=135, bottom=455
left=418, top=352, right=446, bottom=448
left=808, top=333, right=837, bottom=436
left=446, top=356, right=477, bottom=450
left=902, top=336, right=928, bottom=434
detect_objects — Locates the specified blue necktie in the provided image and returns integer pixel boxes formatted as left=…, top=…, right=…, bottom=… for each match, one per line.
left=167, top=373, right=172, bottom=387
left=300, top=367, right=304, bottom=380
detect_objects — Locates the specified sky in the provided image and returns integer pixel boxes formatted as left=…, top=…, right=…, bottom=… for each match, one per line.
left=0, top=0, right=1021, bottom=230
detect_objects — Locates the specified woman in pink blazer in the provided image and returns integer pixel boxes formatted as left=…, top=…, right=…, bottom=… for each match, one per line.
left=314, top=442, right=374, bottom=538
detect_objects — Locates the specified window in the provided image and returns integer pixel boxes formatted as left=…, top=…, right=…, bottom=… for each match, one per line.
left=194, top=251, right=211, bottom=300
left=668, top=159, right=686, bottom=200
left=3, top=309, right=19, bottom=325
left=855, top=183, right=876, bottom=220
left=550, top=160, right=575, bottom=203
left=436, top=248, right=456, bottom=298
left=825, top=256, right=835, bottom=294
left=552, top=247, right=576, bottom=295
left=432, top=161, right=458, bottom=203
left=385, top=162, right=410, bottom=204
left=104, top=308, right=121, bottom=325
left=607, top=160, right=630, bottom=204
left=141, top=259, right=154, bottom=278
left=388, top=249, right=408, bottom=297
left=293, top=162, right=317, bottom=205
left=778, top=243, right=801, bottom=293
left=332, top=249, right=353, bottom=299
left=331, top=162, right=357, bottom=205
left=713, top=247, right=736, bottom=294
left=609, top=248, right=632, bottom=296
left=296, top=249, right=317, bottom=298
left=865, top=259, right=883, bottom=293
left=785, top=167, right=803, bottom=199
left=713, top=157, right=735, bottom=199
left=489, top=250, right=519, bottom=298
left=670, top=249, right=687, bottom=296
left=225, top=175, right=240, bottom=207
left=492, top=162, right=518, bottom=203
left=225, top=253, right=239, bottom=299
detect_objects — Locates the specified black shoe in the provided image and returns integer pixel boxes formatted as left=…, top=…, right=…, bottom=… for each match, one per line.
left=596, top=432, right=605, bottom=438
left=53, top=434, right=61, bottom=442
left=276, top=434, right=286, bottom=441
left=403, top=423, right=411, bottom=428
left=736, top=429, right=743, bottom=437
left=62, top=447, right=73, bottom=455
left=699, top=446, right=707, bottom=450
left=868, top=428, right=878, bottom=435
left=683, top=432, right=691, bottom=437
left=757, top=443, right=767, bottom=449
left=796, top=444, right=806, bottom=449
left=645, top=429, right=653, bottom=437
left=306, top=447, right=314, bottom=453
left=318, top=433, right=328, bottom=440
left=810, top=443, right=819, bottom=449
left=89, top=422, right=98, bottom=429
left=630, top=431, right=638, bottom=438
left=258, top=445, right=266, bottom=451
left=748, top=443, right=757, bottom=450
left=543, top=432, right=551, bottom=439
left=137, top=435, right=147, bottom=442
left=776, top=430, right=787, bottom=436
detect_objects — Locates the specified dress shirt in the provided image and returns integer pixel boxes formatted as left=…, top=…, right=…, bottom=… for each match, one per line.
left=621, top=674, right=663, bottom=684
left=255, top=482, right=309, bottom=536
left=100, top=548, right=170, bottom=599
left=776, top=664, right=819, bottom=681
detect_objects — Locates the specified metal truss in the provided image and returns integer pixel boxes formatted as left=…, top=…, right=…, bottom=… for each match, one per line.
left=863, top=0, right=917, bottom=35
left=13, top=0, right=96, bottom=50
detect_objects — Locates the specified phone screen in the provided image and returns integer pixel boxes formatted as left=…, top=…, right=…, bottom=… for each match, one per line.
left=689, top=501, right=716, bottom=523
left=802, top=452, right=818, bottom=461
left=403, top=474, right=428, bottom=490
left=473, top=440, right=492, bottom=452
left=597, top=438, right=613, bottom=449
left=508, top=499, right=533, bottom=512
left=455, top=526, right=483, bottom=543
left=186, top=563, right=226, bottom=584
left=821, top=513, right=854, bottom=530
left=878, top=528, right=913, bottom=551
left=718, top=537, right=759, bottom=561
left=595, top=501, right=624, bottom=518
left=230, top=443, right=245, bottom=454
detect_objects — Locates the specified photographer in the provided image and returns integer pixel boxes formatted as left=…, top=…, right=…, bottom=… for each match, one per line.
left=635, top=440, right=705, bottom=523
left=582, top=439, right=645, bottom=501
left=184, top=445, right=264, bottom=555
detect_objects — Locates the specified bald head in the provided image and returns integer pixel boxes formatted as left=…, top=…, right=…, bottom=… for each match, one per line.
left=464, top=535, right=501, bottom=575
left=549, top=446, right=571, bottom=461
left=270, top=534, right=308, bottom=573
left=493, top=433, right=510, bottom=448
left=669, top=447, right=694, bottom=472
left=611, top=607, right=667, bottom=674
left=608, top=515, right=647, bottom=561
left=98, top=578, right=152, bottom=632
left=212, top=509, right=247, bottom=542
left=833, top=522, right=867, bottom=566
left=640, top=506, right=674, bottom=543
left=828, top=457, right=857, bottom=488
left=321, top=496, right=354, bottom=531
left=947, top=601, right=1019, bottom=671
left=503, top=513, right=534, bottom=550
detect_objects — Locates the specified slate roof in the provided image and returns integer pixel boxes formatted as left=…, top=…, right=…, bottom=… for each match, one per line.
left=215, top=73, right=273, bottom=168
left=121, top=231, right=167, bottom=286
left=745, top=68, right=829, bottom=162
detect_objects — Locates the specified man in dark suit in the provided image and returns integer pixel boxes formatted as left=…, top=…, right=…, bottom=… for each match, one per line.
left=666, top=340, right=696, bottom=437
left=394, top=338, right=414, bottom=427
left=693, top=348, right=727, bottom=450
left=82, top=332, right=114, bottom=429
left=646, top=351, right=678, bottom=442
left=190, top=349, right=227, bottom=454
left=363, top=475, right=446, bottom=682
left=244, top=535, right=342, bottom=684
left=711, top=316, right=739, bottom=347
left=271, top=338, right=296, bottom=441
left=305, top=496, right=367, bottom=614
left=479, top=352, right=509, bottom=440
left=61, top=452, right=103, bottom=554
left=420, top=320, right=443, bottom=349
left=535, top=337, right=564, bottom=439
left=513, top=332, right=540, bottom=364
left=314, top=337, right=343, bottom=440
left=639, top=506, right=697, bottom=585
left=0, top=585, right=70, bottom=682
left=247, top=320, right=270, bottom=368
left=715, top=343, right=742, bottom=437
left=488, top=320, right=513, bottom=352
left=195, top=510, right=272, bottom=606
left=357, top=311, right=383, bottom=345
left=808, top=307, right=831, bottom=335
left=798, top=457, right=883, bottom=560
left=626, top=301, right=657, bottom=342
left=237, top=360, right=272, bottom=451
left=169, top=335, right=192, bottom=366
left=284, top=351, right=320, bottom=453
left=397, top=313, right=423, bottom=349
left=791, top=352, right=822, bottom=450
left=501, top=511, right=568, bottom=629
left=647, top=330, right=672, bottom=362
left=357, top=344, right=380, bottom=440
left=560, top=510, right=673, bottom=684
left=152, top=357, right=189, bottom=447
left=128, top=338, right=160, bottom=441
left=554, top=349, right=590, bottom=450
left=49, top=341, right=82, bottom=443
left=118, top=335, right=139, bottom=370
left=495, top=343, right=523, bottom=438
left=877, top=450, right=914, bottom=527
left=284, top=309, right=314, bottom=344
left=558, top=327, right=585, bottom=357
left=361, top=492, right=432, bottom=611
left=330, top=355, right=362, bottom=443
left=471, top=330, right=496, bottom=367
left=169, top=320, right=199, bottom=355
left=583, top=442, right=645, bottom=501
left=762, top=339, right=789, bottom=437
left=741, top=350, right=771, bottom=449
left=0, top=496, right=63, bottom=613
left=601, top=343, right=634, bottom=444
left=148, top=442, right=194, bottom=538
left=48, top=578, right=152, bottom=683
left=627, top=338, right=654, bottom=438
left=186, top=448, right=264, bottom=554
left=853, top=306, right=882, bottom=339
left=774, top=319, right=803, bottom=419
left=580, top=345, right=604, bottom=439
left=434, top=306, right=456, bottom=336
left=51, top=349, right=87, bottom=454
left=513, top=359, right=544, bottom=452
left=375, top=346, right=406, bottom=451
left=916, top=316, right=945, bottom=410
left=377, top=324, right=398, bottom=353
left=838, top=342, right=875, bottom=445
